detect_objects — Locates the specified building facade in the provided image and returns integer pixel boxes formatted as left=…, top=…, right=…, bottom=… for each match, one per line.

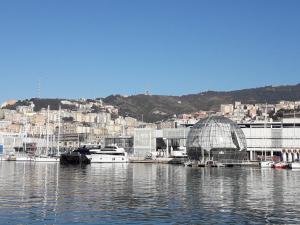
left=240, top=119, right=300, bottom=161
left=133, top=119, right=300, bottom=162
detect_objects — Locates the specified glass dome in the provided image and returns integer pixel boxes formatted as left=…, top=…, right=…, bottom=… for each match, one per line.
left=186, top=116, right=247, bottom=162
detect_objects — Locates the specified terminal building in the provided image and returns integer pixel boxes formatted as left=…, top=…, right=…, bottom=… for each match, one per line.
left=132, top=117, right=300, bottom=162
left=240, top=118, right=300, bottom=162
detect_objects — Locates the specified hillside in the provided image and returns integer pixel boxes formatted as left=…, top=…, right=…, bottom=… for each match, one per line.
left=4, top=84, right=300, bottom=123
left=3, top=98, right=98, bottom=112
left=103, top=84, right=300, bottom=122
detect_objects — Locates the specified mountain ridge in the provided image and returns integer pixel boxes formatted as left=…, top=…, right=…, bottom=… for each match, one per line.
left=103, top=84, right=300, bottom=122
left=3, top=84, right=300, bottom=123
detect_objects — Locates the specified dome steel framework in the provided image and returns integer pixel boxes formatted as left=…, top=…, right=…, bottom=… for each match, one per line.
left=186, top=116, right=247, bottom=162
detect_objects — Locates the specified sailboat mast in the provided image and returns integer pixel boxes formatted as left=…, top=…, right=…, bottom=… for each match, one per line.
left=294, top=103, right=296, bottom=154
left=24, top=119, right=27, bottom=154
left=38, top=126, right=42, bottom=156
left=57, top=105, right=61, bottom=155
left=46, top=105, right=50, bottom=156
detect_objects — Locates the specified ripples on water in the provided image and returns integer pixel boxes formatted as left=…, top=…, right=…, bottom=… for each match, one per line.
left=0, top=162, right=300, bottom=224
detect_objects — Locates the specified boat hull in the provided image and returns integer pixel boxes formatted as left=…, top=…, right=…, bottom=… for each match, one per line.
left=260, top=161, right=274, bottom=168
left=88, top=154, right=129, bottom=163
left=60, top=153, right=91, bottom=165
left=15, top=156, right=35, bottom=161
left=273, top=162, right=289, bottom=169
left=35, top=157, right=60, bottom=162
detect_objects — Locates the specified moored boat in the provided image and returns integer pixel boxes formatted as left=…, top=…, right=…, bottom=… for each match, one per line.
left=216, top=162, right=225, bottom=167
left=6, top=153, right=17, bottom=161
left=205, top=160, right=218, bottom=167
left=87, top=144, right=129, bottom=163
left=260, top=161, right=275, bottom=168
left=60, top=147, right=91, bottom=165
left=35, top=156, right=60, bottom=162
left=184, top=160, right=192, bottom=167
left=172, top=146, right=188, bottom=158
left=273, top=162, right=289, bottom=169
left=15, top=156, right=34, bottom=161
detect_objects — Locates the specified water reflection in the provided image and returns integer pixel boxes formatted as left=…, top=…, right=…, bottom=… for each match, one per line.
left=0, top=162, right=300, bottom=224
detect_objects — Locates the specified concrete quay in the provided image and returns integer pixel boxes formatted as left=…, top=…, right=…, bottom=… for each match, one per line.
left=129, top=157, right=185, bottom=164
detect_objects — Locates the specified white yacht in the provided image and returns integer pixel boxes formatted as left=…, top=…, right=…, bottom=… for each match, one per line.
left=87, top=145, right=129, bottom=163
left=260, top=161, right=275, bottom=168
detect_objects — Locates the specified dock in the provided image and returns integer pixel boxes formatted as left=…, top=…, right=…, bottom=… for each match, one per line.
left=129, top=157, right=185, bottom=164
left=187, top=160, right=260, bottom=167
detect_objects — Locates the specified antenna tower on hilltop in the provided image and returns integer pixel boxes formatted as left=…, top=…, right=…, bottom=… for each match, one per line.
left=37, top=78, right=41, bottom=98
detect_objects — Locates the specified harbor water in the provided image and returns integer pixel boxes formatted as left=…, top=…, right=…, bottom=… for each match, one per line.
left=0, top=162, right=300, bottom=224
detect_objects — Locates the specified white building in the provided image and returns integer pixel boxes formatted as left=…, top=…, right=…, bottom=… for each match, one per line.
left=240, top=119, right=300, bottom=162
left=220, top=104, right=234, bottom=115
left=133, top=119, right=300, bottom=162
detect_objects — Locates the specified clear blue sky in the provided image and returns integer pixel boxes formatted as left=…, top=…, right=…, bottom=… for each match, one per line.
left=0, top=0, right=299, bottom=102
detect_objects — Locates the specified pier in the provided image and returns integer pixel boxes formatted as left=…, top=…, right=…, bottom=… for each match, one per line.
left=129, top=157, right=185, bottom=164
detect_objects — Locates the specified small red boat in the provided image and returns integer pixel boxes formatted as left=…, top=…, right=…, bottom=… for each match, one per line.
left=272, top=162, right=289, bottom=169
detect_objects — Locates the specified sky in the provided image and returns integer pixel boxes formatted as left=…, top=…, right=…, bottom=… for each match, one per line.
left=0, top=0, right=300, bottom=102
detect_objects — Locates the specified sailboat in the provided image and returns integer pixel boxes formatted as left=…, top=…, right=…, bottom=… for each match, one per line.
left=35, top=105, right=60, bottom=162
left=260, top=103, right=274, bottom=168
left=14, top=119, right=36, bottom=161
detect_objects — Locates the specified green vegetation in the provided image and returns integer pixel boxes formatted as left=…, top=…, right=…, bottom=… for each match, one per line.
left=103, top=84, right=300, bottom=122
